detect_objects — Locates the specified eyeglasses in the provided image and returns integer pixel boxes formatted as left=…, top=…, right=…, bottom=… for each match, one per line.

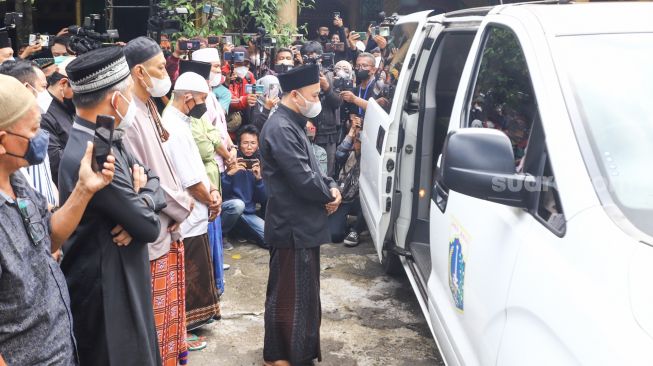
left=16, top=198, right=47, bottom=246
left=354, top=64, right=373, bottom=70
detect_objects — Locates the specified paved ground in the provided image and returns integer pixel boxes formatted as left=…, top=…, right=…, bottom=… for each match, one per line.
left=189, top=238, right=443, bottom=366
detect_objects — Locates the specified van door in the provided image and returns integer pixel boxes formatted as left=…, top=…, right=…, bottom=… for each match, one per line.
left=359, top=17, right=426, bottom=253
left=428, top=22, right=542, bottom=365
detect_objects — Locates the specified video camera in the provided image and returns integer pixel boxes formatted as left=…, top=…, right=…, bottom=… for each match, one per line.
left=303, top=52, right=335, bottom=73
left=2, top=12, right=22, bottom=31
left=333, top=77, right=354, bottom=93
left=148, top=4, right=189, bottom=34
left=379, top=11, right=400, bottom=27
left=68, top=15, right=120, bottom=55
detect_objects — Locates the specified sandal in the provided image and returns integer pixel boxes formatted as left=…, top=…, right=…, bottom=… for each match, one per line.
left=186, top=333, right=207, bottom=342
left=187, top=340, right=207, bottom=351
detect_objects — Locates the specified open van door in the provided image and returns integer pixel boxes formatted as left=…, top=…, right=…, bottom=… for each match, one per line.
left=359, top=100, right=395, bottom=253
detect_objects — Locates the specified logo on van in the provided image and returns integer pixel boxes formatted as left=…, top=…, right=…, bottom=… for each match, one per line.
left=449, top=220, right=469, bottom=312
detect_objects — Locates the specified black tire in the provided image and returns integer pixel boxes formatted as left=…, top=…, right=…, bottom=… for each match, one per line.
left=381, top=244, right=404, bottom=276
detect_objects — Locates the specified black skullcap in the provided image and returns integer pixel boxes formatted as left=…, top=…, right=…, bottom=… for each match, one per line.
left=0, top=31, right=12, bottom=49
left=123, top=36, right=162, bottom=70
left=179, top=60, right=211, bottom=80
left=33, top=58, right=55, bottom=69
left=66, top=46, right=130, bottom=94
left=278, top=64, right=320, bottom=92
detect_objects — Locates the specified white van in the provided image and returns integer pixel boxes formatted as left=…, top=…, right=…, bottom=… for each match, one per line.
left=360, top=2, right=653, bottom=365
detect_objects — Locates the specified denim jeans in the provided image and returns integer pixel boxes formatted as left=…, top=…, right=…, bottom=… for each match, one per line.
left=327, top=198, right=366, bottom=243
left=221, top=199, right=245, bottom=233
left=221, top=198, right=266, bottom=248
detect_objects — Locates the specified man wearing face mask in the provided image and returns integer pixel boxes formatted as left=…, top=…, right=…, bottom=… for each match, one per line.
left=226, top=46, right=257, bottom=116
left=41, top=56, right=76, bottom=184
left=260, top=64, right=342, bottom=366
left=0, top=31, right=14, bottom=64
left=58, top=46, right=166, bottom=366
left=340, top=52, right=388, bottom=117
left=161, top=71, right=221, bottom=334
left=270, top=47, right=294, bottom=75
left=123, top=36, right=195, bottom=365
left=0, top=60, right=59, bottom=207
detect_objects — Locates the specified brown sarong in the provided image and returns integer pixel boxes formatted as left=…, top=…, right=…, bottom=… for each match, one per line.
left=150, top=240, right=188, bottom=366
left=264, top=247, right=322, bottom=365
left=183, top=234, right=220, bottom=330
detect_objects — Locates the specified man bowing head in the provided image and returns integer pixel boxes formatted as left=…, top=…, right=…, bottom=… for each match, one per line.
left=259, top=63, right=342, bottom=366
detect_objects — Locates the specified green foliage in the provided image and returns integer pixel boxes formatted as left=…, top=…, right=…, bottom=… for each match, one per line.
left=159, top=0, right=314, bottom=47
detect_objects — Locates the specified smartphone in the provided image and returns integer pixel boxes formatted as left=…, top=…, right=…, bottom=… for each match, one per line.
left=325, top=43, right=335, bottom=52
left=222, top=35, right=233, bottom=44
left=233, top=51, right=246, bottom=63
left=29, top=34, right=49, bottom=47
left=246, top=84, right=265, bottom=95
left=333, top=42, right=345, bottom=52
left=379, top=26, right=390, bottom=37
left=334, top=12, right=341, bottom=19
left=179, top=39, right=201, bottom=51
left=93, top=115, right=115, bottom=172
left=242, top=158, right=259, bottom=170
left=207, top=36, right=220, bottom=44
left=223, top=52, right=233, bottom=62
left=274, top=64, right=292, bottom=74
left=356, top=32, right=367, bottom=41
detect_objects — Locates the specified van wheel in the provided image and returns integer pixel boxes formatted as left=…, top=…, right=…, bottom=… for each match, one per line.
left=382, top=246, right=403, bottom=276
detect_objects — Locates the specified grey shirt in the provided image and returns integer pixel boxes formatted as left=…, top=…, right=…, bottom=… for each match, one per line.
left=0, top=172, right=77, bottom=365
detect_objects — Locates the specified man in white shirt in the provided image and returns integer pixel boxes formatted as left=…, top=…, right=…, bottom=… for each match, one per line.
left=161, top=71, right=221, bottom=330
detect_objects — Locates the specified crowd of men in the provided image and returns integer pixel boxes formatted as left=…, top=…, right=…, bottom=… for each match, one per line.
left=0, top=12, right=404, bottom=366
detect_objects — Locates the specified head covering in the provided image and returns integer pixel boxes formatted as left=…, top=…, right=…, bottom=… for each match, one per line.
left=174, top=72, right=209, bottom=94
left=179, top=60, right=211, bottom=80
left=123, top=36, right=163, bottom=70
left=0, top=31, right=11, bottom=49
left=277, top=64, right=319, bottom=92
left=233, top=46, right=247, bottom=54
left=66, top=46, right=130, bottom=94
left=33, top=58, right=54, bottom=70
left=0, top=74, right=36, bottom=129
left=257, top=75, right=281, bottom=97
left=335, top=60, right=354, bottom=80
left=192, top=48, right=220, bottom=64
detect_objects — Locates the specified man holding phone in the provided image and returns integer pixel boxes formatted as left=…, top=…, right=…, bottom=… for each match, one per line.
left=59, top=46, right=166, bottom=366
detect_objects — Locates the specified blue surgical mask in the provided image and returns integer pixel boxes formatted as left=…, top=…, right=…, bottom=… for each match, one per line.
left=5, top=129, right=50, bottom=166
left=53, top=55, right=68, bottom=65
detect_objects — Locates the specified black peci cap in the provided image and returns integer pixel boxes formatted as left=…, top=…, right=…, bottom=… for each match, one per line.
left=66, top=46, right=130, bottom=94
left=179, top=59, right=211, bottom=80
left=277, top=63, right=320, bottom=92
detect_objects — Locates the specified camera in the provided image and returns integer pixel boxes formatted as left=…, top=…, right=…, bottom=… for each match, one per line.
left=333, top=77, right=354, bottom=93
left=3, top=12, right=22, bottom=30
left=202, top=4, right=222, bottom=16
left=325, top=42, right=345, bottom=53
left=207, top=36, right=220, bottom=45
left=321, top=52, right=335, bottom=71
left=179, top=39, right=201, bottom=51
left=372, top=26, right=390, bottom=37
left=148, top=4, right=189, bottom=34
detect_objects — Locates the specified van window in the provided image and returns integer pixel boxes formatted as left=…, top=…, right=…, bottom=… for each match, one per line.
left=467, top=26, right=536, bottom=167
left=383, top=22, right=419, bottom=107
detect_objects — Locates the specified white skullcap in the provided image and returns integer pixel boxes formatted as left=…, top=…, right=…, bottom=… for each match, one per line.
left=0, top=74, right=36, bottom=129
left=192, top=48, right=220, bottom=64
left=174, top=72, right=209, bottom=94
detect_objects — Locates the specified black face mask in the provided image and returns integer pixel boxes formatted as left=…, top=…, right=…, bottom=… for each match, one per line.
left=319, top=35, right=329, bottom=42
left=63, top=97, right=75, bottom=115
left=355, top=69, right=370, bottom=82
left=188, top=102, right=207, bottom=119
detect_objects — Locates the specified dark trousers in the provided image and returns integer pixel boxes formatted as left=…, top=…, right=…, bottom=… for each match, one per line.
left=327, top=198, right=366, bottom=243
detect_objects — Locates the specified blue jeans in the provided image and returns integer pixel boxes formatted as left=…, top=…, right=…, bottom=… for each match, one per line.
left=221, top=199, right=245, bottom=233
left=221, top=199, right=266, bottom=248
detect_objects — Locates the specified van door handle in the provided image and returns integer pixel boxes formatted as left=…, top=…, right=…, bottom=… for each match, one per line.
left=432, top=181, right=448, bottom=213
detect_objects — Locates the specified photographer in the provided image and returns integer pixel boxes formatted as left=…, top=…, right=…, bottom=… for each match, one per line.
left=221, top=125, right=267, bottom=248
left=301, top=41, right=342, bottom=177
left=225, top=46, right=257, bottom=115
left=270, top=47, right=294, bottom=75
left=315, top=26, right=331, bottom=48
left=340, top=52, right=389, bottom=117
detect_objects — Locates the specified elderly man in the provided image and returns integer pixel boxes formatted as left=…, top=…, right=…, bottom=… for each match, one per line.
left=42, top=56, right=76, bottom=183
left=0, top=60, right=59, bottom=206
left=123, top=36, right=195, bottom=364
left=0, top=74, right=115, bottom=365
left=161, top=71, right=221, bottom=334
left=59, top=46, right=166, bottom=366
left=0, top=31, right=14, bottom=64
left=260, top=64, right=342, bottom=366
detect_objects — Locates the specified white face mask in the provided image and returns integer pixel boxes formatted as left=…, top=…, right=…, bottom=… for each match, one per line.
left=28, top=84, right=52, bottom=114
left=235, top=66, right=248, bottom=78
left=112, top=92, right=137, bottom=130
left=143, top=68, right=171, bottom=98
left=209, top=71, right=222, bottom=87
left=295, top=91, right=322, bottom=119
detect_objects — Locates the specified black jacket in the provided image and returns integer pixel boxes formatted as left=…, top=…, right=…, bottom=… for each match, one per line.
left=260, top=104, right=338, bottom=249
left=58, top=116, right=165, bottom=366
left=314, top=72, right=343, bottom=145
left=41, top=93, right=75, bottom=185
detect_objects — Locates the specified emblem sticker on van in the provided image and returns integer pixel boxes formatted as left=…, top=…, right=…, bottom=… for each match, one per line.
left=449, top=220, right=470, bottom=312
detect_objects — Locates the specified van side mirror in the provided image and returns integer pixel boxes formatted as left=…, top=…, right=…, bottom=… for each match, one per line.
left=440, top=128, right=533, bottom=209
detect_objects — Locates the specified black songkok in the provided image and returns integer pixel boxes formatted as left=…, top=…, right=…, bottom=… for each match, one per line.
left=65, top=46, right=130, bottom=94
left=277, top=64, right=320, bottom=92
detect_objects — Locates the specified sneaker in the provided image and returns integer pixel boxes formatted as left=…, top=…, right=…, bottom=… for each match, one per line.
left=343, top=231, right=360, bottom=247
left=223, top=263, right=231, bottom=271
left=223, top=239, right=234, bottom=251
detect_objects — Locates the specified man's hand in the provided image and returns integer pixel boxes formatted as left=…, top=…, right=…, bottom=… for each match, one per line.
left=326, top=188, right=342, bottom=215
left=251, top=160, right=262, bottom=181
left=111, top=225, right=133, bottom=246
left=78, top=142, right=115, bottom=194
left=20, top=43, right=43, bottom=59
left=228, top=147, right=238, bottom=165
left=223, top=43, right=235, bottom=53
left=226, top=159, right=247, bottom=176
left=348, top=32, right=361, bottom=50
left=246, top=93, right=258, bottom=107
left=373, top=35, right=387, bottom=50
left=209, top=190, right=222, bottom=218
left=319, top=73, right=330, bottom=92
left=340, top=90, right=358, bottom=103
left=56, top=27, right=70, bottom=37
left=264, top=96, right=280, bottom=110
left=131, top=164, right=147, bottom=193
left=349, top=115, right=362, bottom=136
left=168, top=221, right=181, bottom=233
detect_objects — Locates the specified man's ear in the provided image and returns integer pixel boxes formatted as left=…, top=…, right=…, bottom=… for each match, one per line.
left=0, top=131, right=8, bottom=155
